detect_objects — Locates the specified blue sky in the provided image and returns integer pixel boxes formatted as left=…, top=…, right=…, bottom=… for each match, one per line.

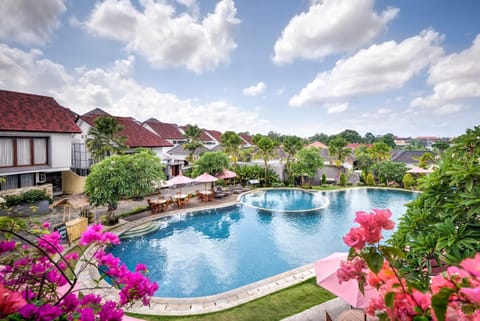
left=1, top=0, right=479, bottom=138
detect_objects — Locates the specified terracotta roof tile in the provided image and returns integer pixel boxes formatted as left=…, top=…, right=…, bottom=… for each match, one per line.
left=206, top=130, right=223, bottom=142
left=144, top=118, right=185, bottom=139
left=239, top=133, right=253, bottom=145
left=308, top=141, right=328, bottom=149
left=80, top=113, right=173, bottom=148
left=0, top=90, right=81, bottom=133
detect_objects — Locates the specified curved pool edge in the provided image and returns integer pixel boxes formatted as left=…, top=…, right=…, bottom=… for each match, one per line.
left=238, top=187, right=330, bottom=212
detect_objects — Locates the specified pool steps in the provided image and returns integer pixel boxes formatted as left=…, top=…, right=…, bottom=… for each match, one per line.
left=120, top=220, right=161, bottom=238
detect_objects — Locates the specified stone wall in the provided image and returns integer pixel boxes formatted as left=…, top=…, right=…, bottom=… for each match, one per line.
left=0, top=184, right=53, bottom=199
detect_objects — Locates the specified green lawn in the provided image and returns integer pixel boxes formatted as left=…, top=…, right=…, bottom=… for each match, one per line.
left=127, top=277, right=335, bottom=321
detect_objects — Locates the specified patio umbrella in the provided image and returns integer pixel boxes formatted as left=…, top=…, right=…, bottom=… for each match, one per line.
left=216, top=168, right=237, bottom=179
left=315, top=252, right=378, bottom=308
left=194, top=172, right=218, bottom=192
left=166, top=174, right=194, bottom=194
left=406, top=166, right=432, bottom=174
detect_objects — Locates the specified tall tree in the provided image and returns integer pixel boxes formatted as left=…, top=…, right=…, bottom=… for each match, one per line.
left=309, top=133, right=330, bottom=144
left=283, top=135, right=305, bottom=182
left=363, top=132, right=376, bottom=144
left=291, top=147, right=324, bottom=186
left=85, top=151, right=165, bottom=225
left=328, top=137, right=351, bottom=168
left=183, top=124, right=204, bottom=163
left=338, top=129, right=363, bottom=143
left=432, top=141, right=450, bottom=153
left=86, top=116, right=127, bottom=162
left=381, top=133, right=396, bottom=149
left=255, top=136, right=277, bottom=180
left=367, top=142, right=392, bottom=162
left=221, top=131, right=243, bottom=165
left=191, top=151, right=230, bottom=177
left=415, top=152, right=436, bottom=169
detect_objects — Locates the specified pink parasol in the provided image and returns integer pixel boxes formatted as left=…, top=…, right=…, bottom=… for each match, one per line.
left=194, top=172, right=218, bottom=192
left=166, top=174, right=194, bottom=194
left=406, top=166, right=432, bottom=174
left=315, top=252, right=378, bottom=308
left=216, top=168, right=237, bottom=180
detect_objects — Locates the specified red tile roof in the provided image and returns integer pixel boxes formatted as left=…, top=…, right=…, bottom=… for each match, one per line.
left=179, top=125, right=213, bottom=141
left=80, top=112, right=173, bottom=148
left=144, top=118, right=185, bottom=140
left=0, top=90, right=81, bottom=133
left=239, top=133, right=253, bottom=145
left=206, top=130, right=223, bottom=142
left=308, top=141, right=328, bottom=149
left=346, top=143, right=372, bottom=149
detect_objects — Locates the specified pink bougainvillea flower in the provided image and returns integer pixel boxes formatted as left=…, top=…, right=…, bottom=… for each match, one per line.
left=0, top=284, right=27, bottom=316
left=37, top=231, right=64, bottom=254
left=460, top=286, right=480, bottom=304
left=431, top=273, right=456, bottom=294
left=0, top=241, right=16, bottom=255
left=343, top=227, right=366, bottom=250
left=372, top=209, right=395, bottom=230
left=460, top=253, right=480, bottom=278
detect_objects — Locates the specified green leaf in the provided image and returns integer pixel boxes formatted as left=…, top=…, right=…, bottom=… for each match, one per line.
left=384, top=291, right=395, bottom=308
left=365, top=250, right=384, bottom=274
left=431, top=288, right=454, bottom=321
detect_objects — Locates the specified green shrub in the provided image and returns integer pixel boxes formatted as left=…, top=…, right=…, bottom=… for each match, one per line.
left=5, top=189, right=51, bottom=207
left=366, top=173, right=375, bottom=186
left=321, top=174, right=326, bottom=185
left=402, top=173, right=415, bottom=189
left=339, top=173, right=347, bottom=186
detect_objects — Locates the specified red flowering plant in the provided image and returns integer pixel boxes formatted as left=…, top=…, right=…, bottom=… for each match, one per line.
left=0, top=217, right=158, bottom=320
left=338, top=209, right=480, bottom=321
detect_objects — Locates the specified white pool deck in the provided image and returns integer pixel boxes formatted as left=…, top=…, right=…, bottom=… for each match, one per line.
left=76, top=196, right=350, bottom=319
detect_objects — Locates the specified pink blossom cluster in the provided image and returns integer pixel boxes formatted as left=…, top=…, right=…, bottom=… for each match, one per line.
left=338, top=208, right=480, bottom=321
left=0, top=222, right=158, bottom=320
left=337, top=256, right=367, bottom=283
left=342, top=209, right=395, bottom=250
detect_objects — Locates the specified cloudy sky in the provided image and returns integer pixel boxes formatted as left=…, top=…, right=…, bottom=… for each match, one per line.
left=1, top=0, right=479, bottom=138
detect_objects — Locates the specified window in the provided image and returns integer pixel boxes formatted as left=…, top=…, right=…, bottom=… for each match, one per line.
left=0, top=138, right=13, bottom=166
left=0, top=137, right=48, bottom=168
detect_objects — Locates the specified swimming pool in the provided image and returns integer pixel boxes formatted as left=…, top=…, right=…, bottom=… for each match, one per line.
left=107, top=188, right=416, bottom=298
left=240, top=188, right=329, bottom=211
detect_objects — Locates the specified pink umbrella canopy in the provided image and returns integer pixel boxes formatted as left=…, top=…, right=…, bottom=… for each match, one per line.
left=166, top=174, right=194, bottom=186
left=315, top=252, right=378, bottom=308
left=406, top=166, right=432, bottom=174
left=194, top=172, right=218, bottom=183
left=194, top=172, right=218, bottom=192
left=216, top=168, right=237, bottom=179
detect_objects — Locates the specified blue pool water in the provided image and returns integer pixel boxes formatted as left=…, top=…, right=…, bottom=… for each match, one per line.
left=107, top=188, right=416, bottom=298
left=240, top=189, right=328, bottom=211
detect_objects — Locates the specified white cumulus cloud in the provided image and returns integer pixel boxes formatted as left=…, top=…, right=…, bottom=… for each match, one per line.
left=273, top=0, right=398, bottom=64
left=289, top=29, right=444, bottom=107
left=327, top=103, right=348, bottom=114
left=83, top=0, right=240, bottom=74
left=411, top=34, right=480, bottom=114
left=0, top=0, right=66, bottom=45
left=0, top=44, right=268, bottom=133
left=243, top=82, right=266, bottom=96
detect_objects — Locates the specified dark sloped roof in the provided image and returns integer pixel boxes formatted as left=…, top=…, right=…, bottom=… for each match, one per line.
left=391, top=150, right=435, bottom=164
left=80, top=112, right=173, bottom=148
left=0, top=89, right=81, bottom=133
left=167, top=143, right=210, bottom=156
left=206, top=130, right=223, bottom=142
left=144, top=118, right=185, bottom=139
left=239, top=133, right=253, bottom=145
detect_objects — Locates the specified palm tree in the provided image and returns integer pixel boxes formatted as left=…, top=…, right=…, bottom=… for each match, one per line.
left=221, top=131, right=243, bottom=165
left=328, top=137, right=351, bottom=168
left=183, top=124, right=204, bottom=163
left=255, top=136, right=277, bottom=181
left=86, top=116, right=127, bottom=162
left=367, top=142, right=391, bottom=162
left=415, top=152, right=435, bottom=169
left=283, top=135, right=305, bottom=183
